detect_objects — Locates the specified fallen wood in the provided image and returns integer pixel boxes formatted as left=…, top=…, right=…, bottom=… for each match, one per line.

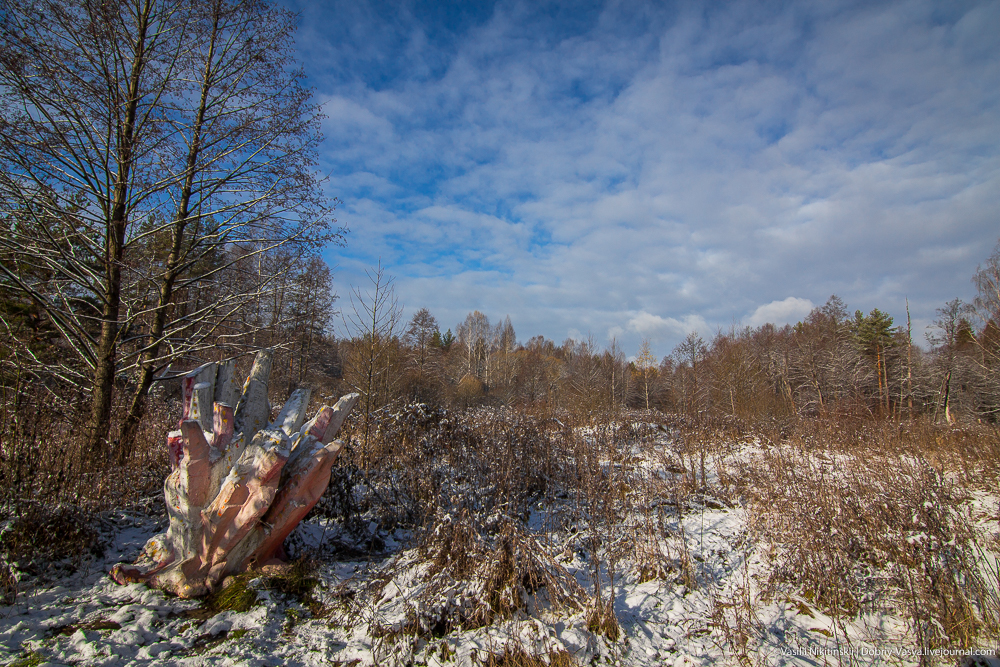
left=111, top=350, right=359, bottom=598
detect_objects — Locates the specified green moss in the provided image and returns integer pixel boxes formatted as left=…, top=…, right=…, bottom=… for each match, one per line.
left=9, top=652, right=44, bottom=667
left=204, top=576, right=259, bottom=613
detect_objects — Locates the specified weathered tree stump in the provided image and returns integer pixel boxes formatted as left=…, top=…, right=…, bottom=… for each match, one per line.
left=111, top=350, right=359, bottom=598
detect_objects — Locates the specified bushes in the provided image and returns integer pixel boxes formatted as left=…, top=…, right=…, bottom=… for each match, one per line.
left=326, top=404, right=565, bottom=536
left=410, top=513, right=585, bottom=634
left=731, top=418, right=1000, bottom=651
left=3, top=368, right=998, bottom=661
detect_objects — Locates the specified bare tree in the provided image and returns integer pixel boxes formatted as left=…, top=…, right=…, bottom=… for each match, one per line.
left=927, top=299, right=973, bottom=423
left=603, top=337, right=627, bottom=411
left=286, top=256, right=337, bottom=389
left=116, top=0, right=338, bottom=453
left=0, top=0, right=191, bottom=456
left=492, top=315, right=517, bottom=398
left=672, top=332, right=706, bottom=416
left=401, top=307, right=441, bottom=402
left=973, top=240, right=1000, bottom=328
left=971, top=241, right=1000, bottom=418
left=404, top=307, right=439, bottom=375
left=633, top=338, right=657, bottom=411
left=0, top=0, right=339, bottom=458
left=341, top=262, right=402, bottom=450
left=457, top=310, right=491, bottom=381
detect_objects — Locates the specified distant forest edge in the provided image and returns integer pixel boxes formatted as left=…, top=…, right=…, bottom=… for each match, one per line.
left=327, top=246, right=1000, bottom=425
left=3, top=240, right=999, bottom=458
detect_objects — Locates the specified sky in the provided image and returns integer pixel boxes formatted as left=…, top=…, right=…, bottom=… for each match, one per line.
left=290, top=0, right=1000, bottom=358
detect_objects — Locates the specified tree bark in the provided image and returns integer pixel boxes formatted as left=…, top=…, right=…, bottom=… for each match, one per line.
left=119, top=8, right=219, bottom=457
left=84, top=1, right=154, bottom=458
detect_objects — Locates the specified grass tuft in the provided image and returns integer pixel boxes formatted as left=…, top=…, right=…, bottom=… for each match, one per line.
left=204, top=575, right=259, bottom=614
left=481, top=643, right=575, bottom=667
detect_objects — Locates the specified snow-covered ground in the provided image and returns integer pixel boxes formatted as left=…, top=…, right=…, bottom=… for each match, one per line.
left=3, top=422, right=998, bottom=666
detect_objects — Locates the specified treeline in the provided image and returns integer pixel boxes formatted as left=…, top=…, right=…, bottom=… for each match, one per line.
left=336, top=244, right=1000, bottom=424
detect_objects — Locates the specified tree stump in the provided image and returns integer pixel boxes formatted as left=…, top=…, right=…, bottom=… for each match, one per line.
left=111, top=350, right=359, bottom=598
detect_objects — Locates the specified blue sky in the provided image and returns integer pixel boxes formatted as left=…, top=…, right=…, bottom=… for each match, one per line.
left=292, top=0, right=999, bottom=358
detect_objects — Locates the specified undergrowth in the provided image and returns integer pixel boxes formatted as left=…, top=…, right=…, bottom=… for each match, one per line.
left=3, top=386, right=998, bottom=665
left=480, top=643, right=575, bottom=666
left=729, top=417, right=1000, bottom=654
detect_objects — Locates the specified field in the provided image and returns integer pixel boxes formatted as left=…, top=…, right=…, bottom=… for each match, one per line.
left=2, top=406, right=999, bottom=666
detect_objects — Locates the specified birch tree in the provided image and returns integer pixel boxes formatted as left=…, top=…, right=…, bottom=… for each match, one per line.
left=117, top=0, right=337, bottom=453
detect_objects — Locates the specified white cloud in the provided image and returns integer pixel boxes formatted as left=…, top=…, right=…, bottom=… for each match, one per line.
left=748, top=297, right=816, bottom=328
left=626, top=311, right=709, bottom=342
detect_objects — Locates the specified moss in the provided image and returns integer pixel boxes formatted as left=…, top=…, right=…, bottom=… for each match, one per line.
left=263, top=559, right=323, bottom=615
left=204, top=575, right=259, bottom=613
left=200, top=559, right=322, bottom=618
left=9, top=652, right=44, bottom=667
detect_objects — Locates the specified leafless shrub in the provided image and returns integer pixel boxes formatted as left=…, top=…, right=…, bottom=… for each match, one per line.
left=0, top=502, right=106, bottom=583
left=411, top=511, right=586, bottom=634
left=0, top=560, right=17, bottom=606
left=709, top=560, right=763, bottom=667
left=0, top=380, right=171, bottom=512
left=586, top=595, right=620, bottom=641
left=731, top=419, right=998, bottom=652
left=327, top=404, right=565, bottom=536
left=0, top=375, right=174, bottom=597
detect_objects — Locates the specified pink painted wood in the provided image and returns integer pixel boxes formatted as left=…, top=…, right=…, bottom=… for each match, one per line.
left=111, top=350, right=359, bottom=598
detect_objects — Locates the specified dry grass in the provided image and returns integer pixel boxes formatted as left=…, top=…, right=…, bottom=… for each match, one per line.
left=729, top=417, right=1000, bottom=653
left=0, top=383, right=174, bottom=600
left=4, top=369, right=998, bottom=664
left=0, top=385, right=172, bottom=511
left=0, top=502, right=106, bottom=579
left=412, top=512, right=586, bottom=634
left=479, top=643, right=575, bottom=666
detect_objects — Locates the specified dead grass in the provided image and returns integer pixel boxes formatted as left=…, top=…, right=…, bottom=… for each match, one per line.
left=479, top=643, right=575, bottom=666
left=730, top=417, right=1000, bottom=652
left=0, top=384, right=172, bottom=511
left=0, top=502, right=106, bottom=581
left=0, top=382, right=174, bottom=599
left=586, top=596, right=620, bottom=641
left=413, top=512, right=586, bottom=634
left=5, top=368, right=998, bottom=664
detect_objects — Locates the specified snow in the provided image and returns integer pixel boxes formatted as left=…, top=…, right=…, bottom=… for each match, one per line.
left=2, top=422, right=998, bottom=666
